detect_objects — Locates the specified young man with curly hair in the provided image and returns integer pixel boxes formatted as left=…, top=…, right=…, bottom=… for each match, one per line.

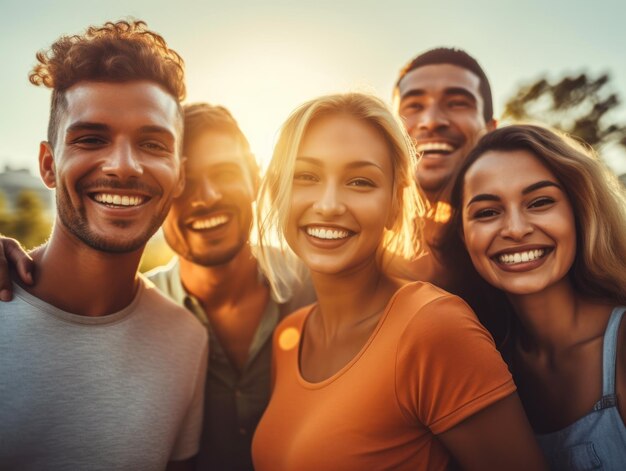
left=0, top=20, right=207, bottom=471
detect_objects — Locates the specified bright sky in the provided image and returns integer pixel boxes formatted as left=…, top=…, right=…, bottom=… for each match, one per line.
left=2, top=0, right=626, bottom=177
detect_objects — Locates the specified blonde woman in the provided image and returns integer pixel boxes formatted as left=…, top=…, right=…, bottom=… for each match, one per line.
left=444, top=124, right=626, bottom=470
left=252, top=94, right=546, bottom=470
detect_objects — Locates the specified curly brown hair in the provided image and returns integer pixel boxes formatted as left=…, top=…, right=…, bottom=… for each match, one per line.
left=30, top=20, right=185, bottom=148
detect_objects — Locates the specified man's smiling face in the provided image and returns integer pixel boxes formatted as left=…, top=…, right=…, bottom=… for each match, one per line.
left=398, top=63, right=495, bottom=199
left=42, top=80, right=184, bottom=253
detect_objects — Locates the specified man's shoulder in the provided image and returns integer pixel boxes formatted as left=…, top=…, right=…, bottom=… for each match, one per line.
left=138, top=274, right=206, bottom=339
left=144, top=258, right=179, bottom=299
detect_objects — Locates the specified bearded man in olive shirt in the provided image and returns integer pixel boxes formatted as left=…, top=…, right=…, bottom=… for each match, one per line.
left=147, top=103, right=315, bottom=471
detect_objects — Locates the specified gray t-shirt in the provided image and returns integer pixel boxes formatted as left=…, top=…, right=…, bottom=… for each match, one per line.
left=0, top=276, right=208, bottom=471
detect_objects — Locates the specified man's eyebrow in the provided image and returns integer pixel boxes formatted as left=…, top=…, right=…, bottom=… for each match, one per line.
left=443, top=87, right=478, bottom=102
left=522, top=180, right=561, bottom=195
left=139, top=125, right=176, bottom=139
left=400, top=87, right=478, bottom=102
left=467, top=193, right=500, bottom=207
left=66, top=122, right=110, bottom=134
left=66, top=123, right=175, bottom=140
left=399, top=89, right=425, bottom=101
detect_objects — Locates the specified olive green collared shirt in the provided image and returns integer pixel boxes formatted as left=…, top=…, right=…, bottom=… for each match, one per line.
left=147, top=256, right=315, bottom=471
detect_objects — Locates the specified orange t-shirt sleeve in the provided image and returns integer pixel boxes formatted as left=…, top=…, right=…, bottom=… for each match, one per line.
left=395, top=294, right=516, bottom=435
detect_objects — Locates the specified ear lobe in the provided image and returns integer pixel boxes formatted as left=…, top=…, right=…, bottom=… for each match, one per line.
left=39, top=141, right=56, bottom=189
left=486, top=119, right=497, bottom=132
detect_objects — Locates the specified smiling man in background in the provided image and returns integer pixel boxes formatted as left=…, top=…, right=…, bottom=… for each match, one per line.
left=392, top=47, right=497, bottom=287
left=147, top=103, right=315, bottom=471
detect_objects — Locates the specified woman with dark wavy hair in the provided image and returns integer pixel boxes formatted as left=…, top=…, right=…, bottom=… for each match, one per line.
left=443, top=124, right=626, bottom=470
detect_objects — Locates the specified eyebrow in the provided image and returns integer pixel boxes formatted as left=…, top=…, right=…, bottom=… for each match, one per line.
left=522, top=180, right=561, bottom=195
left=400, top=87, right=478, bottom=103
left=66, top=122, right=110, bottom=134
left=296, top=156, right=385, bottom=172
left=466, top=180, right=563, bottom=207
left=65, top=122, right=176, bottom=141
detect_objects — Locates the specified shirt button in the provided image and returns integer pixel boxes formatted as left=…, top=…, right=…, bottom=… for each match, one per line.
left=239, top=428, right=247, bottom=435
left=235, top=389, right=242, bottom=397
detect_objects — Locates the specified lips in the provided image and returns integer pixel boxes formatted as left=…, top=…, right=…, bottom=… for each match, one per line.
left=187, top=214, right=230, bottom=231
left=91, top=192, right=148, bottom=207
left=415, top=141, right=457, bottom=155
left=491, top=247, right=553, bottom=269
left=306, top=226, right=351, bottom=240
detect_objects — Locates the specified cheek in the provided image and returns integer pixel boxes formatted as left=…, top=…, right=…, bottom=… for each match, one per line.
left=462, top=223, right=492, bottom=267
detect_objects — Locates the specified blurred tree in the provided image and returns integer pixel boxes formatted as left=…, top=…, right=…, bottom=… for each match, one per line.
left=0, top=191, right=12, bottom=235
left=503, top=73, right=626, bottom=152
left=11, top=190, right=51, bottom=249
left=140, top=233, right=174, bottom=273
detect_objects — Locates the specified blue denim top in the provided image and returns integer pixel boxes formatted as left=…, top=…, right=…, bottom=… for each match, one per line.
left=536, top=306, right=626, bottom=471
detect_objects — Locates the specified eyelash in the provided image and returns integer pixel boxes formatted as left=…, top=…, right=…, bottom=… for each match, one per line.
left=73, top=136, right=106, bottom=146
left=293, top=172, right=318, bottom=182
left=473, top=208, right=499, bottom=219
left=348, top=178, right=375, bottom=188
left=529, top=197, right=555, bottom=208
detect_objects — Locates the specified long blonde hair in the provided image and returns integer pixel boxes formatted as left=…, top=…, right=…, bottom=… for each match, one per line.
left=257, top=93, right=425, bottom=301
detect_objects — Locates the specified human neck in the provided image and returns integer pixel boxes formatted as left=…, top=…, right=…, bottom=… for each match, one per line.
left=27, top=223, right=142, bottom=317
left=178, top=244, right=261, bottom=307
left=309, top=259, right=399, bottom=340
left=509, top=280, right=609, bottom=355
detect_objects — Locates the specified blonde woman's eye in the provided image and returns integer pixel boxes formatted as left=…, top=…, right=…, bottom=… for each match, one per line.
left=293, top=172, right=317, bottom=182
left=348, top=178, right=375, bottom=187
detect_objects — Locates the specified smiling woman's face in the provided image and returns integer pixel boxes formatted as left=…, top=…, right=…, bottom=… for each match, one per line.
left=285, top=113, right=395, bottom=276
left=461, top=149, right=576, bottom=296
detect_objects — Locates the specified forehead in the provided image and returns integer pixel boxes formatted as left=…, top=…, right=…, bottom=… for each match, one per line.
left=398, top=63, right=482, bottom=100
left=185, top=130, right=252, bottom=170
left=299, top=114, right=392, bottom=169
left=464, top=149, right=558, bottom=195
left=62, top=80, right=181, bottom=135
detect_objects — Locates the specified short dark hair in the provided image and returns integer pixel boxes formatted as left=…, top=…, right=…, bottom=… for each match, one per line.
left=183, top=103, right=258, bottom=177
left=396, top=47, right=493, bottom=123
left=29, top=20, right=186, bottom=148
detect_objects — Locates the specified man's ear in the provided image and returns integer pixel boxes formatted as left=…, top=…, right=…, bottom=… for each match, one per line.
left=39, top=141, right=56, bottom=189
left=486, top=119, right=497, bottom=132
left=173, top=156, right=187, bottom=198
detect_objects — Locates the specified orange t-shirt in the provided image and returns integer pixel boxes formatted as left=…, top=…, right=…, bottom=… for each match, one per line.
left=252, top=282, right=516, bottom=471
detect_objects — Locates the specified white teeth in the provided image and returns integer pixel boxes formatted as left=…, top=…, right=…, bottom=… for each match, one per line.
left=190, top=215, right=229, bottom=230
left=306, top=227, right=350, bottom=240
left=498, top=249, right=546, bottom=265
left=416, top=142, right=455, bottom=154
left=93, top=193, right=144, bottom=207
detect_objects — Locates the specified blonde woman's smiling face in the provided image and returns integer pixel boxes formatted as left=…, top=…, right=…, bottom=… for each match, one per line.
left=285, top=113, right=395, bottom=276
left=461, top=149, right=576, bottom=296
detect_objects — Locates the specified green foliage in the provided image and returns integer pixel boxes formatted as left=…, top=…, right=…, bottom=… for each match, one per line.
left=503, top=73, right=626, bottom=151
left=0, top=190, right=52, bottom=249
left=140, top=234, right=174, bottom=273
left=0, top=191, right=12, bottom=235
